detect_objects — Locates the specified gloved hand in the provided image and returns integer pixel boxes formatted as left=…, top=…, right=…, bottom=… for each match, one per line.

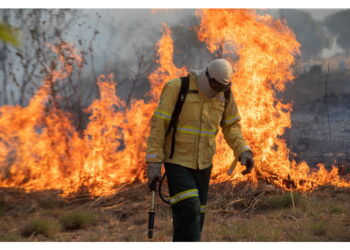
left=147, top=162, right=162, bottom=189
left=239, top=151, right=254, bottom=175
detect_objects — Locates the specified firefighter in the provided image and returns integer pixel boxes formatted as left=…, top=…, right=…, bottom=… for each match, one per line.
left=146, top=58, right=254, bottom=241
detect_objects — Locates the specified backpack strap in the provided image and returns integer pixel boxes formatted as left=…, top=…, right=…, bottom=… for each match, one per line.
left=166, top=76, right=190, bottom=159
left=220, top=89, right=232, bottom=126
left=224, top=89, right=231, bottom=109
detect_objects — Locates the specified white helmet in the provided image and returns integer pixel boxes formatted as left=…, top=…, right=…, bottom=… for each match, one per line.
left=206, top=59, right=233, bottom=85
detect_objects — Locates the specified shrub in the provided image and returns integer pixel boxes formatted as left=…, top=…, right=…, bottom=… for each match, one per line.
left=261, top=192, right=301, bottom=210
left=0, top=233, right=23, bottom=241
left=21, top=217, right=62, bottom=238
left=310, top=221, right=327, bottom=236
left=38, top=198, right=63, bottom=209
left=0, top=197, right=6, bottom=217
left=61, top=210, right=96, bottom=231
left=0, top=207, right=5, bottom=217
left=329, top=204, right=346, bottom=214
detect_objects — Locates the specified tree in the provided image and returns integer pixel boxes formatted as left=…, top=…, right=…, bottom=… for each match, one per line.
left=325, top=9, right=350, bottom=56
left=122, top=41, right=153, bottom=107
left=279, top=9, right=331, bottom=60
left=0, top=9, right=78, bottom=106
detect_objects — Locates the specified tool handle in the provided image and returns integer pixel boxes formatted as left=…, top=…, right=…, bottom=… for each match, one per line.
left=227, top=159, right=238, bottom=175
left=148, top=181, right=157, bottom=239
left=148, top=211, right=155, bottom=239
left=150, top=179, right=157, bottom=192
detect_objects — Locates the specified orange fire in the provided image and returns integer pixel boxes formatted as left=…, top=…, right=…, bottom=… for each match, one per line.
left=197, top=9, right=350, bottom=190
left=148, top=23, right=187, bottom=101
left=0, top=24, right=185, bottom=197
left=0, top=10, right=349, bottom=197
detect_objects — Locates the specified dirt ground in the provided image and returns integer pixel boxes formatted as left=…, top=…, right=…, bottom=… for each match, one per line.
left=1, top=180, right=350, bottom=242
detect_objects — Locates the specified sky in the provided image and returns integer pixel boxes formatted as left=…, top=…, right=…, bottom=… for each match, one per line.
left=70, top=8, right=347, bottom=66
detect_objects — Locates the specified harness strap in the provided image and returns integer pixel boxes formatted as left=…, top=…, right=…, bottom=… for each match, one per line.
left=166, top=76, right=231, bottom=159
left=220, top=89, right=231, bottom=126
left=166, top=76, right=190, bottom=159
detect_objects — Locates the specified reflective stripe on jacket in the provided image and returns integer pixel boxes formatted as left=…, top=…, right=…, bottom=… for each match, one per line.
left=146, top=73, right=251, bottom=170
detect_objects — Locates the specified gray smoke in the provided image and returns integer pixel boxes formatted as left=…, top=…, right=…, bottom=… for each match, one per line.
left=279, top=9, right=332, bottom=60
left=1, top=9, right=346, bottom=108
left=66, top=9, right=197, bottom=74
left=325, top=9, right=350, bottom=55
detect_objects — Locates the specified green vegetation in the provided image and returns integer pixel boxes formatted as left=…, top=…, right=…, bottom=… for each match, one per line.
left=0, top=233, right=24, bottom=241
left=60, top=210, right=96, bottom=231
left=0, top=196, right=5, bottom=217
left=0, top=207, right=5, bottom=217
left=38, top=198, right=64, bottom=209
left=21, top=217, right=62, bottom=238
left=261, top=192, right=301, bottom=210
left=310, top=221, right=328, bottom=236
left=329, top=203, right=346, bottom=214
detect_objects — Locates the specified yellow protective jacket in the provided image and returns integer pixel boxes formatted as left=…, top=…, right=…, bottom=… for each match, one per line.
left=146, top=73, right=251, bottom=170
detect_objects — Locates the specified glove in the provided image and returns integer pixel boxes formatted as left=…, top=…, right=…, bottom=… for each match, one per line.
left=147, top=162, right=162, bottom=189
left=239, top=151, right=254, bottom=175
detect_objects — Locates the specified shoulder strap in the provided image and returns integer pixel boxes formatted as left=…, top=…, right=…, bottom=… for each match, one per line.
left=220, top=89, right=232, bottom=126
left=166, top=76, right=190, bottom=159
left=224, top=89, right=231, bottom=109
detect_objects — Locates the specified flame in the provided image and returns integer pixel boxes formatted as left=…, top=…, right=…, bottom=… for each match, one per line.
left=1, top=11, right=349, bottom=197
left=148, top=23, right=187, bottom=101
left=197, top=9, right=350, bottom=190
left=0, top=43, right=83, bottom=194
left=0, top=24, right=186, bottom=197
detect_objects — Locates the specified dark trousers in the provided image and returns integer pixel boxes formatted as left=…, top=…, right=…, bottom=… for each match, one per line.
left=164, top=162, right=212, bottom=242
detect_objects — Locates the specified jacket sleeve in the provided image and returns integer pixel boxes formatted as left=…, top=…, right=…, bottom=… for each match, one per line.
left=146, top=79, right=180, bottom=163
left=221, top=93, right=252, bottom=159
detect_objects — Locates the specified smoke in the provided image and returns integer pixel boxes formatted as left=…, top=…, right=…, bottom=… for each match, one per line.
left=1, top=9, right=346, bottom=108
left=0, top=9, right=200, bottom=107
left=66, top=9, right=196, bottom=73
left=325, top=9, right=350, bottom=55
left=279, top=9, right=332, bottom=60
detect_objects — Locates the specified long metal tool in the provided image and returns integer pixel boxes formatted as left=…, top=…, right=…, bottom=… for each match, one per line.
left=227, top=158, right=252, bottom=175
left=227, top=158, right=238, bottom=175
left=148, top=180, right=157, bottom=239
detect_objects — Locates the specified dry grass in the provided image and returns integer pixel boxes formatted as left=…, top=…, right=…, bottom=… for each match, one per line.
left=61, top=210, right=96, bottom=231
left=21, top=217, right=62, bottom=238
left=0, top=182, right=349, bottom=241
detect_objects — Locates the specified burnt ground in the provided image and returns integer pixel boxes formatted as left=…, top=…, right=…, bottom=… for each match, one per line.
left=280, top=70, right=350, bottom=172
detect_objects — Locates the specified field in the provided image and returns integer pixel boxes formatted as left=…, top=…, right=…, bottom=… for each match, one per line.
left=1, top=181, right=350, bottom=242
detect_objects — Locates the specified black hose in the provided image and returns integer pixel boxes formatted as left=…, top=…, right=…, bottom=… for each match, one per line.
left=158, top=173, right=171, bottom=205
